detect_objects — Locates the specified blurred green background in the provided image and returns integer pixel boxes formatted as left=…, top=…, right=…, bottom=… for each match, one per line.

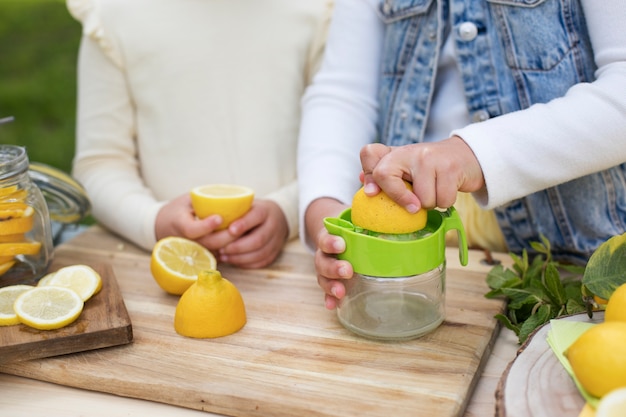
left=0, top=0, right=81, bottom=174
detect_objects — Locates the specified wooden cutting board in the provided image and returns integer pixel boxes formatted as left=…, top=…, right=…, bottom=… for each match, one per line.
left=0, top=226, right=507, bottom=417
left=0, top=260, right=133, bottom=364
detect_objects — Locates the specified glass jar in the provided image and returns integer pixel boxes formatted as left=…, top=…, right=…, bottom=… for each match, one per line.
left=336, top=263, right=446, bottom=341
left=0, top=145, right=53, bottom=286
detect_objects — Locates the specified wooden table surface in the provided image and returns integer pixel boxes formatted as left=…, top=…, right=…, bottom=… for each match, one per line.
left=0, top=226, right=521, bottom=417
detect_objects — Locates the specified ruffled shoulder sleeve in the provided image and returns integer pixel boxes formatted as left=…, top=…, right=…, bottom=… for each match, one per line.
left=66, top=0, right=123, bottom=68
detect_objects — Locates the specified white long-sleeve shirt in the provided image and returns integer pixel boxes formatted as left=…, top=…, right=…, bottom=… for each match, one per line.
left=297, top=0, right=626, bottom=248
left=68, top=0, right=333, bottom=251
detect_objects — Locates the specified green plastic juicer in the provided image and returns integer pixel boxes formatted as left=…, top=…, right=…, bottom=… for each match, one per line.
left=324, top=207, right=468, bottom=341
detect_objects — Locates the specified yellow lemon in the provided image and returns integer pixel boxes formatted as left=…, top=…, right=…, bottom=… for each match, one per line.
left=605, top=283, right=626, bottom=323
left=190, top=184, right=254, bottom=230
left=44, top=264, right=102, bottom=302
left=13, top=286, right=84, bottom=330
left=565, top=321, right=626, bottom=398
left=596, top=387, right=626, bottom=417
left=174, top=269, right=246, bottom=338
left=351, top=180, right=427, bottom=234
left=150, top=236, right=217, bottom=295
left=0, top=284, right=35, bottom=326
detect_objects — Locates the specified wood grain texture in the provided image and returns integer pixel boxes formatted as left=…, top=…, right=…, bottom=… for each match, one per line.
left=496, top=313, right=604, bottom=417
left=0, top=226, right=507, bottom=417
left=0, top=261, right=132, bottom=364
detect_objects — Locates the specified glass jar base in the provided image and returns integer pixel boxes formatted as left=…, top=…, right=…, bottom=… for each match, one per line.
left=337, top=291, right=444, bottom=341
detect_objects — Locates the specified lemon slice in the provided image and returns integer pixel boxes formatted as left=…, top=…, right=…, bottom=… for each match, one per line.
left=596, top=387, right=626, bottom=417
left=0, top=259, right=16, bottom=277
left=150, top=236, right=217, bottom=295
left=45, top=264, right=102, bottom=302
left=37, top=271, right=57, bottom=287
left=0, top=241, right=41, bottom=256
left=0, top=284, right=35, bottom=326
left=14, top=286, right=84, bottom=330
left=0, top=204, right=35, bottom=235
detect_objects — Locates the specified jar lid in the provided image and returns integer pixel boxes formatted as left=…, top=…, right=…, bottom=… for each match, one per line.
left=28, top=162, right=91, bottom=224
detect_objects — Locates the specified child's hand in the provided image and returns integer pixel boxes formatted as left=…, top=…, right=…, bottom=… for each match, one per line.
left=359, top=136, right=485, bottom=211
left=213, top=199, right=289, bottom=269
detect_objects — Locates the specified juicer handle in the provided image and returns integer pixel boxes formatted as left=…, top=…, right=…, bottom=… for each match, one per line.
left=442, top=207, right=468, bottom=266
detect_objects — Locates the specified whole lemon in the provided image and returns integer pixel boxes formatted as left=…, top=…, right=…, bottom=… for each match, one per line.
left=565, top=321, right=626, bottom=398
left=174, top=269, right=246, bottom=338
left=605, top=283, right=626, bottom=323
left=351, top=180, right=427, bottom=234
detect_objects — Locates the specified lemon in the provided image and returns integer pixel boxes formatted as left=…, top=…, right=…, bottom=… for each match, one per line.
left=565, top=321, right=626, bottom=398
left=190, top=184, right=254, bottom=230
left=351, top=180, right=427, bottom=234
left=13, top=286, right=84, bottom=330
left=0, top=284, right=35, bottom=326
left=596, top=387, right=626, bottom=417
left=605, top=283, right=626, bottom=323
left=174, top=269, right=246, bottom=338
left=44, top=264, right=102, bottom=302
left=151, top=236, right=217, bottom=295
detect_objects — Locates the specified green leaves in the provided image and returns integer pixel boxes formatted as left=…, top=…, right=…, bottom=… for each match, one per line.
left=485, top=235, right=586, bottom=344
left=582, top=233, right=626, bottom=300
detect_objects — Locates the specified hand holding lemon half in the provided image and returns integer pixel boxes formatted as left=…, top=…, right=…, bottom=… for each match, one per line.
left=190, top=184, right=254, bottom=230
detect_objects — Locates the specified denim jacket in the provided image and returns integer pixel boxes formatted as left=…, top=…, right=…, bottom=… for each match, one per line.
left=377, top=0, right=626, bottom=264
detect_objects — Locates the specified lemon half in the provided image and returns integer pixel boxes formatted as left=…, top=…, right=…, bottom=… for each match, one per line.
left=151, top=236, right=217, bottom=295
left=190, top=184, right=254, bottom=230
left=351, top=180, right=427, bottom=234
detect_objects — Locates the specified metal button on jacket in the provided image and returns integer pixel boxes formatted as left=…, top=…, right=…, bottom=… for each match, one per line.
left=459, top=22, right=478, bottom=41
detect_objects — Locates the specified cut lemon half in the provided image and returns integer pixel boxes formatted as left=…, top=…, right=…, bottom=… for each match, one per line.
left=0, top=284, right=35, bottom=326
left=151, top=236, right=217, bottom=295
left=44, top=264, right=102, bottom=302
left=190, top=184, right=254, bottom=229
left=14, top=286, right=84, bottom=330
left=596, top=387, right=626, bottom=417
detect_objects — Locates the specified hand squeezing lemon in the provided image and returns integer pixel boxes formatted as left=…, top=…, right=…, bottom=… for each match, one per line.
left=351, top=180, right=427, bottom=237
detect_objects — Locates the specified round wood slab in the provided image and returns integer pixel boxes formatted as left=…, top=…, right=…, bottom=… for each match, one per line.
left=495, top=312, right=605, bottom=417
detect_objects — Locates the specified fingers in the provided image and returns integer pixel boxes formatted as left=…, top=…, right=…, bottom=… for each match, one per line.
left=360, top=143, right=421, bottom=212
left=314, top=231, right=352, bottom=310
left=359, top=136, right=485, bottom=211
